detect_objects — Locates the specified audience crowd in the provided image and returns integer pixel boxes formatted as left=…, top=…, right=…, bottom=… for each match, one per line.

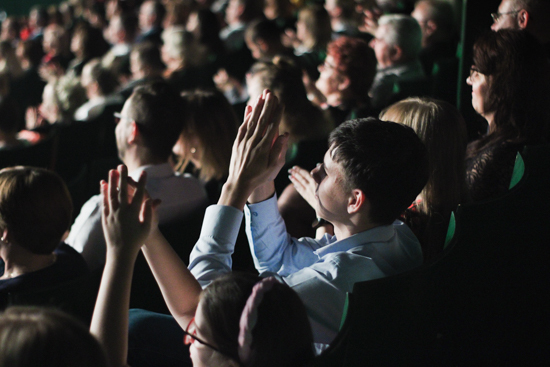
left=0, top=0, right=549, bottom=366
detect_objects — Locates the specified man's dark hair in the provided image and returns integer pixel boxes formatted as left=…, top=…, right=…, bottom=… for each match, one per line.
left=132, top=42, right=165, bottom=71
left=127, top=81, right=184, bottom=161
left=87, top=60, right=119, bottom=95
left=120, top=11, right=139, bottom=40
left=329, top=118, right=429, bottom=225
left=150, top=0, right=167, bottom=27
left=245, top=19, right=283, bottom=45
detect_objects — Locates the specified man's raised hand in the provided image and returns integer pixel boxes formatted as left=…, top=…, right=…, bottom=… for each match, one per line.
left=219, top=89, right=289, bottom=210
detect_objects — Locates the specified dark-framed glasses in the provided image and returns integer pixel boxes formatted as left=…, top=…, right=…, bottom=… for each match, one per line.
left=491, top=10, right=519, bottom=23
left=183, top=317, right=223, bottom=354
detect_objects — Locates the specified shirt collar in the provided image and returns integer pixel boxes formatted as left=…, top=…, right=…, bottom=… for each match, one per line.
left=314, top=223, right=398, bottom=257
left=129, top=163, right=175, bottom=181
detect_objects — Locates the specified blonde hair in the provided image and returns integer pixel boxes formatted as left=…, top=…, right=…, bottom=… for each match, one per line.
left=381, top=98, right=467, bottom=258
left=298, top=5, right=331, bottom=51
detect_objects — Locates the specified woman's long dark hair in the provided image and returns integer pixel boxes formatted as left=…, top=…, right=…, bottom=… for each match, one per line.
left=468, top=29, right=550, bottom=157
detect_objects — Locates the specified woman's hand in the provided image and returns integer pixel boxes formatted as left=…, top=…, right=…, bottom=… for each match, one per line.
left=288, top=165, right=318, bottom=211
left=101, top=165, right=153, bottom=260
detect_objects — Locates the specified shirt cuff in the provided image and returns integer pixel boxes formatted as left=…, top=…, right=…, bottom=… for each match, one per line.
left=200, top=204, right=243, bottom=244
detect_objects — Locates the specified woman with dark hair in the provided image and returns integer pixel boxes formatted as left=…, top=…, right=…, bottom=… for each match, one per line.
left=465, top=29, right=550, bottom=201
left=173, top=89, right=239, bottom=203
left=0, top=167, right=88, bottom=295
left=67, top=21, right=110, bottom=77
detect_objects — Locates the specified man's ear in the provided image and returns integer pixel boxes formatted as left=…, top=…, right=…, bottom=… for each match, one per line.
left=127, top=121, right=140, bottom=144
left=337, top=76, right=351, bottom=92
left=517, top=9, right=529, bottom=29
left=389, top=45, right=402, bottom=63
left=347, top=188, right=366, bottom=214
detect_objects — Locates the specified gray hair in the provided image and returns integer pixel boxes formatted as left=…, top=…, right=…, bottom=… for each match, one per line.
left=378, top=14, right=422, bottom=60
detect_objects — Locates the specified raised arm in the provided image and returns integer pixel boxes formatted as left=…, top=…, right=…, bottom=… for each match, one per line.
left=218, top=89, right=289, bottom=210
left=90, top=165, right=153, bottom=367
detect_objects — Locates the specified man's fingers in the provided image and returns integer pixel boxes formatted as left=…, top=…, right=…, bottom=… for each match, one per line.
left=117, top=165, right=128, bottom=206
left=131, top=171, right=147, bottom=211
left=100, top=180, right=109, bottom=218
left=108, top=169, right=120, bottom=212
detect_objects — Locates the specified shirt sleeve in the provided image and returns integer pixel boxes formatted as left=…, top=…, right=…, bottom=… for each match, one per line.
left=244, top=195, right=325, bottom=276
left=188, top=205, right=244, bottom=288
left=66, top=195, right=107, bottom=272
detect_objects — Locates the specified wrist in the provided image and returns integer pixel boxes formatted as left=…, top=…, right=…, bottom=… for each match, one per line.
left=218, top=181, right=250, bottom=211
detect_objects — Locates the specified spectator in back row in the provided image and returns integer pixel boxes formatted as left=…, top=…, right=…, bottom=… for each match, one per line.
left=411, top=0, right=458, bottom=75
left=136, top=0, right=166, bottom=47
left=74, top=58, right=123, bottom=121
left=491, top=0, right=550, bottom=55
left=369, top=14, right=424, bottom=110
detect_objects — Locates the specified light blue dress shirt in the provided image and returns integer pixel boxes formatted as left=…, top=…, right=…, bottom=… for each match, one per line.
left=189, top=196, right=423, bottom=349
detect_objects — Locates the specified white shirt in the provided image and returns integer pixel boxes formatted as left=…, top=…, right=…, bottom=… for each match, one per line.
left=68, top=163, right=208, bottom=271
left=188, top=196, right=423, bottom=350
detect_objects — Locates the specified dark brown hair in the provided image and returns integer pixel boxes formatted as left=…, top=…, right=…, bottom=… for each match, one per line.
left=0, top=307, right=108, bottom=367
left=176, top=89, right=238, bottom=181
left=200, top=273, right=315, bottom=367
left=469, top=29, right=550, bottom=155
left=0, top=167, right=72, bottom=254
left=330, top=118, right=429, bottom=225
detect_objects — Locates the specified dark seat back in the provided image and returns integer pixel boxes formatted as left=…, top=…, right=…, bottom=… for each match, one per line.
left=0, top=133, right=56, bottom=170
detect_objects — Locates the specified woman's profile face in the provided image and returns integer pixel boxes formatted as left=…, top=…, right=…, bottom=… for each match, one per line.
left=188, top=300, right=234, bottom=367
left=467, top=67, right=490, bottom=118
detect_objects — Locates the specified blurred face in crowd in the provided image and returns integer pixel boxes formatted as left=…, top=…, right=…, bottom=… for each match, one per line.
left=369, top=23, right=395, bottom=68
left=315, top=55, right=347, bottom=105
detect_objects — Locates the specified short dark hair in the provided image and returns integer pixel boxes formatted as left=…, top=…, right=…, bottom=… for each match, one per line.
left=150, top=0, right=167, bottom=27
left=127, top=81, right=184, bottom=161
left=85, top=59, right=119, bottom=95
left=19, top=40, right=44, bottom=67
left=131, top=42, right=165, bottom=71
left=329, top=118, right=429, bottom=225
left=245, top=19, right=283, bottom=45
left=327, top=36, right=377, bottom=102
left=0, top=167, right=73, bottom=254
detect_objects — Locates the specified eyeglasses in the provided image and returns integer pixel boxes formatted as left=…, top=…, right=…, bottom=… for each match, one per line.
left=491, top=10, right=519, bottom=23
left=183, top=317, right=223, bottom=354
left=469, top=66, right=484, bottom=80
left=113, top=112, right=131, bottom=125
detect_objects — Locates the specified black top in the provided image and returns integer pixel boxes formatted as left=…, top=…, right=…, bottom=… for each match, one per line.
left=466, top=141, right=521, bottom=202
left=0, top=243, right=89, bottom=294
